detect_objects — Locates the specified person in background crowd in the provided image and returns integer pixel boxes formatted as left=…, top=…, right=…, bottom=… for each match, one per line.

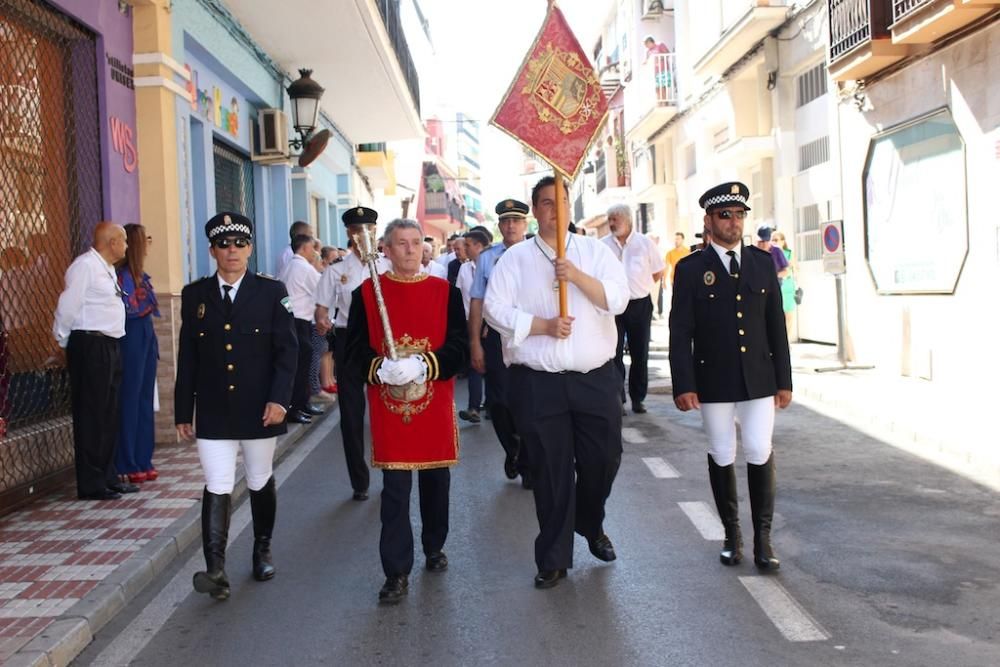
left=670, top=182, right=792, bottom=573
left=603, top=204, right=665, bottom=415
left=276, top=221, right=312, bottom=276
left=422, top=242, right=449, bottom=279
left=53, top=222, right=138, bottom=500
left=446, top=237, right=467, bottom=287
left=307, top=238, right=329, bottom=401
left=771, top=231, right=797, bottom=340
left=756, top=226, right=789, bottom=281
left=320, top=246, right=338, bottom=266
left=643, top=35, right=672, bottom=97
left=175, top=212, right=297, bottom=600
left=457, top=229, right=492, bottom=424
left=435, top=234, right=459, bottom=268
left=484, top=176, right=629, bottom=590
left=666, top=232, right=690, bottom=284
left=317, top=246, right=340, bottom=395
left=278, top=234, right=323, bottom=425
left=115, top=224, right=160, bottom=484
left=346, top=218, right=468, bottom=605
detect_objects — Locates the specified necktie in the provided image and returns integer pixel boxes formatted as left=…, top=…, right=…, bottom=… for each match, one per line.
left=726, top=250, right=739, bottom=278
left=222, top=284, right=233, bottom=318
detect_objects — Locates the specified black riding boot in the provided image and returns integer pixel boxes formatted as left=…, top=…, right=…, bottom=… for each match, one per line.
left=249, top=476, right=277, bottom=581
left=707, top=454, right=742, bottom=566
left=747, top=454, right=780, bottom=571
left=193, top=489, right=232, bottom=600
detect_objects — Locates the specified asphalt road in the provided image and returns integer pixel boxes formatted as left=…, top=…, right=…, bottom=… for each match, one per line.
left=74, top=384, right=1000, bottom=666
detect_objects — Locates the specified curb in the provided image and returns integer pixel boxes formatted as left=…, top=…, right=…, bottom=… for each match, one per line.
left=9, top=411, right=334, bottom=667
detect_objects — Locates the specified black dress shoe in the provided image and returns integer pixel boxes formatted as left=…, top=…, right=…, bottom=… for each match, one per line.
left=588, top=534, right=617, bottom=562
left=78, top=489, right=122, bottom=501
left=520, top=472, right=534, bottom=490
left=503, top=451, right=519, bottom=480
left=458, top=409, right=480, bottom=423
left=425, top=551, right=448, bottom=572
left=534, top=569, right=567, bottom=589
left=107, top=482, right=139, bottom=494
left=378, top=574, right=408, bottom=604
left=352, top=490, right=369, bottom=501
left=303, top=404, right=325, bottom=416
left=632, top=402, right=647, bottom=414
left=287, top=410, right=312, bottom=424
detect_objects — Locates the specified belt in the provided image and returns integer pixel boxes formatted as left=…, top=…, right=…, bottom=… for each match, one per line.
left=511, top=360, right=612, bottom=376
left=74, top=330, right=111, bottom=338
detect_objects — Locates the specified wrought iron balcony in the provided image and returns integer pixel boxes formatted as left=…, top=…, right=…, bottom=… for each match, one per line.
left=828, top=0, right=907, bottom=80
left=375, top=0, right=421, bottom=115
left=893, top=0, right=932, bottom=22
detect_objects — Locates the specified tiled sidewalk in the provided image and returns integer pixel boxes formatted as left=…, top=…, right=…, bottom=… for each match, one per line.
left=0, top=443, right=203, bottom=662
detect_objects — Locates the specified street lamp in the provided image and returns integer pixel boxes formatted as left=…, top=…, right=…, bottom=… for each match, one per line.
left=287, top=68, right=325, bottom=150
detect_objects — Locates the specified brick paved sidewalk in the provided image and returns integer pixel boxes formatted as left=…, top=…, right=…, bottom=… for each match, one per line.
left=0, top=417, right=323, bottom=666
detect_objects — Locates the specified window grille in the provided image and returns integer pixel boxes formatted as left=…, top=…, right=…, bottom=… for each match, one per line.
left=796, top=62, right=828, bottom=107
left=799, top=136, right=830, bottom=171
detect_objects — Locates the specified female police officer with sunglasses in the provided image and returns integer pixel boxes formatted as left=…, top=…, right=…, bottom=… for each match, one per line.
left=668, top=182, right=792, bottom=573
left=175, top=212, right=298, bottom=600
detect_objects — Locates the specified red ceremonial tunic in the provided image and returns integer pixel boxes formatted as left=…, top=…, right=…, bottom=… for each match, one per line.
left=361, top=273, right=458, bottom=470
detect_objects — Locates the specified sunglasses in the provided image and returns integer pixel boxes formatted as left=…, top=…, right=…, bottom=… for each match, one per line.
left=213, top=237, right=251, bottom=249
left=714, top=210, right=748, bottom=220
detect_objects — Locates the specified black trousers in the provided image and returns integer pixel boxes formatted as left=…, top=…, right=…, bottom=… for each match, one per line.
left=380, top=467, right=450, bottom=576
left=509, top=361, right=623, bottom=571
left=483, top=327, right=528, bottom=474
left=614, top=295, right=654, bottom=404
left=332, top=327, right=369, bottom=492
left=291, top=318, right=313, bottom=411
left=67, top=331, right=123, bottom=496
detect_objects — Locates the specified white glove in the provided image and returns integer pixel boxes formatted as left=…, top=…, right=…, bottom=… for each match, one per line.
left=376, top=359, right=406, bottom=386
left=393, top=356, right=427, bottom=385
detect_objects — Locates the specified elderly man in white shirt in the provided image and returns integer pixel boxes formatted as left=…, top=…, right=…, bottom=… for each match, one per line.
left=53, top=222, right=137, bottom=500
left=602, top=204, right=666, bottom=415
left=484, top=175, right=629, bottom=590
left=277, top=232, right=321, bottom=424
left=421, top=242, right=448, bottom=279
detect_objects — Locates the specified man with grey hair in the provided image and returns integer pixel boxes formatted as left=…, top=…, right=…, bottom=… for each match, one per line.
left=421, top=241, right=448, bottom=279
left=602, top=204, right=665, bottom=414
left=346, top=217, right=468, bottom=604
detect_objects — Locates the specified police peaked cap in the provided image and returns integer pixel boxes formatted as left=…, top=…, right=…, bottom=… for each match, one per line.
left=205, top=212, right=253, bottom=240
left=342, top=206, right=378, bottom=227
left=698, top=182, right=751, bottom=212
left=495, top=199, right=529, bottom=219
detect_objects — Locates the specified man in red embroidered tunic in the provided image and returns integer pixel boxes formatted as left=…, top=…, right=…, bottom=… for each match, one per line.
left=345, top=217, right=468, bottom=605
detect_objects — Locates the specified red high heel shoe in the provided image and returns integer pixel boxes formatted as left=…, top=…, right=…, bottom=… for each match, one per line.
left=128, top=471, right=147, bottom=483
left=323, top=384, right=338, bottom=394
left=145, top=468, right=158, bottom=481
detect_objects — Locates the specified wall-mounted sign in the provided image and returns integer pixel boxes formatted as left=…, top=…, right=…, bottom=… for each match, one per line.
left=109, top=116, right=137, bottom=173
left=183, top=64, right=240, bottom=140
left=106, top=54, right=133, bottom=89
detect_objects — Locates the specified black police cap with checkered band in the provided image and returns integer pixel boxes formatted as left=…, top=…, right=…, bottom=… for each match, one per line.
left=205, top=212, right=253, bottom=240
left=698, top=182, right=751, bottom=212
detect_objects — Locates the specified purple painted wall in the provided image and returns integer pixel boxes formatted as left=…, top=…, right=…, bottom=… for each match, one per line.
left=45, top=0, right=139, bottom=227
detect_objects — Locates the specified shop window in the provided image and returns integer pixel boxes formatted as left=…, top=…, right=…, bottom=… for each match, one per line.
left=863, top=109, right=968, bottom=294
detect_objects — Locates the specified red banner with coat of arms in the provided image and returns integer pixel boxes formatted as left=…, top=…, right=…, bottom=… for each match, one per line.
left=490, top=4, right=609, bottom=180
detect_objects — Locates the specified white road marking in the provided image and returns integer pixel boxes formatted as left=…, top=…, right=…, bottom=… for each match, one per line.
left=677, top=501, right=724, bottom=540
left=88, top=416, right=336, bottom=667
left=621, top=427, right=647, bottom=444
left=642, top=457, right=680, bottom=478
left=738, top=576, right=830, bottom=642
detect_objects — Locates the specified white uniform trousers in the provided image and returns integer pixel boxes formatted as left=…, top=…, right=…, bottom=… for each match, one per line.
left=197, top=437, right=277, bottom=495
left=701, top=397, right=775, bottom=466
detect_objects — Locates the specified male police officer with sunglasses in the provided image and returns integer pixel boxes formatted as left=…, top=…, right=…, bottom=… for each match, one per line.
left=669, top=182, right=792, bottom=573
left=175, top=212, right=298, bottom=600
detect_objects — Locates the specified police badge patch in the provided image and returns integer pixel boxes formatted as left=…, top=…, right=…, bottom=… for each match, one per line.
left=703, top=271, right=716, bottom=286
left=197, top=303, right=206, bottom=319
left=280, top=296, right=293, bottom=313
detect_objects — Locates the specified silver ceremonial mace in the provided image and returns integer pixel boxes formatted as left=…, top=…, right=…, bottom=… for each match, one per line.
left=352, top=224, right=398, bottom=361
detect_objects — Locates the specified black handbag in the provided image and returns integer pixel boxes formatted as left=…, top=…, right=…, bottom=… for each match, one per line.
left=794, top=287, right=803, bottom=305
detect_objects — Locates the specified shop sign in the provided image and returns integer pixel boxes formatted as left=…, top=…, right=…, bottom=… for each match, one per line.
left=106, top=54, right=134, bottom=90
left=184, top=64, right=241, bottom=140
left=109, top=116, right=137, bottom=173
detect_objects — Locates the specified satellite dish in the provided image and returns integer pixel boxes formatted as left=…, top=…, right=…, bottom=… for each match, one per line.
left=298, top=129, right=331, bottom=168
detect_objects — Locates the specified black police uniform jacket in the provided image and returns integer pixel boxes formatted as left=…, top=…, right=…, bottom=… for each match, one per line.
left=669, top=245, right=792, bottom=403
left=174, top=272, right=298, bottom=439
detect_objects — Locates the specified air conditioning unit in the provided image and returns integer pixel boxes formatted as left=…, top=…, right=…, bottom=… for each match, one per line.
left=642, top=0, right=665, bottom=19
left=253, top=108, right=289, bottom=161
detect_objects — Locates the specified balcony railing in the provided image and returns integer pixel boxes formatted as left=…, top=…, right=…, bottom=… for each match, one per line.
left=893, top=0, right=932, bottom=22
left=358, top=142, right=386, bottom=153
left=830, top=0, right=893, bottom=60
left=375, top=0, right=421, bottom=115
left=639, top=53, right=677, bottom=107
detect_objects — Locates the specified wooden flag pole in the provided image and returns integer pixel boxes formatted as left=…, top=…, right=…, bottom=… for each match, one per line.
left=554, top=170, right=569, bottom=318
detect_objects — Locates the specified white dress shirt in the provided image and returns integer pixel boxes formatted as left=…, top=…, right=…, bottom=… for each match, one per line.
left=484, top=235, right=629, bottom=372
left=277, top=254, right=320, bottom=321
left=434, top=251, right=455, bottom=268
left=275, top=245, right=294, bottom=277
left=711, top=241, right=741, bottom=271
left=216, top=272, right=247, bottom=301
left=53, top=248, right=126, bottom=346
left=314, top=252, right=389, bottom=328
left=602, top=229, right=667, bottom=299
left=456, top=260, right=475, bottom=317
left=422, top=261, right=448, bottom=279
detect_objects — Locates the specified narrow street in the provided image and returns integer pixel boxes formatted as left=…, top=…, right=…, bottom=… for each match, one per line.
left=74, top=383, right=1000, bottom=667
